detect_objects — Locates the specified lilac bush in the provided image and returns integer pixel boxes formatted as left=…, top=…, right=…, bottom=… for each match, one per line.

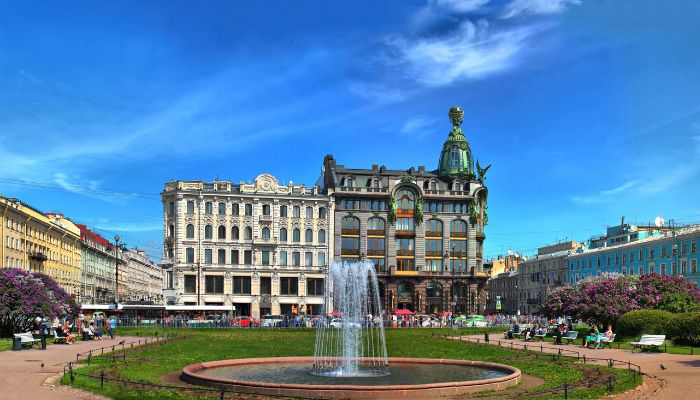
left=0, top=268, right=80, bottom=336
left=541, top=272, right=700, bottom=325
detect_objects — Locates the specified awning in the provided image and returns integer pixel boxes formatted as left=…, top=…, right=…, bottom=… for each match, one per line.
left=395, top=309, right=415, bottom=316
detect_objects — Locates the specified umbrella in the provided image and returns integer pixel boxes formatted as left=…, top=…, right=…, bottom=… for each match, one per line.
left=441, top=311, right=452, bottom=316
left=395, top=309, right=414, bottom=316
left=328, top=311, right=341, bottom=317
left=93, top=311, right=105, bottom=315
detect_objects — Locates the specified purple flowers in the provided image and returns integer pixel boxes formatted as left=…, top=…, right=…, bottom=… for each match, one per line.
left=542, top=272, right=700, bottom=325
left=0, top=268, right=81, bottom=335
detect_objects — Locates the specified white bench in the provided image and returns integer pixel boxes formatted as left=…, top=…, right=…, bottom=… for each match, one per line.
left=564, top=331, right=578, bottom=344
left=14, top=332, right=40, bottom=348
left=533, top=329, right=548, bottom=342
left=599, top=333, right=616, bottom=349
left=630, top=334, right=665, bottom=352
left=52, top=329, right=67, bottom=344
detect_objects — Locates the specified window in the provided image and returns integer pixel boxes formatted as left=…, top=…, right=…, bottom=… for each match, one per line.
left=425, top=219, right=442, bottom=236
left=450, top=220, right=467, bottom=235
left=396, top=238, right=414, bottom=255
left=367, top=238, right=385, bottom=256
left=233, top=277, right=251, bottom=294
left=307, top=278, right=324, bottom=296
left=244, top=250, right=252, bottom=264
left=370, top=257, right=386, bottom=272
left=218, top=225, right=226, bottom=240
left=661, top=263, right=667, bottom=275
left=232, top=226, right=239, bottom=239
left=244, top=227, right=252, bottom=240
left=184, top=275, right=196, bottom=293
left=231, top=250, right=239, bottom=265
left=186, top=224, right=195, bottom=239
left=692, top=259, right=697, bottom=274
left=396, top=189, right=415, bottom=213
left=217, top=249, right=225, bottom=265
left=305, top=229, right=313, bottom=242
left=305, top=251, right=313, bottom=266
left=205, top=202, right=213, bottom=214
left=293, top=228, right=301, bottom=242
left=261, top=227, right=271, bottom=240
left=318, top=207, right=326, bottom=219
left=341, top=217, right=360, bottom=233
left=280, top=205, right=288, bottom=217
left=186, top=247, right=195, bottom=263
left=168, top=224, right=175, bottom=238
left=204, top=249, right=213, bottom=264
left=205, top=276, right=224, bottom=293
left=280, top=228, right=288, bottom=242
left=261, top=204, right=271, bottom=216
left=280, top=277, right=298, bottom=295
left=232, top=204, right=239, bottom=215
left=692, top=241, right=697, bottom=253
left=317, top=229, right=326, bottom=243
left=453, top=182, right=461, bottom=191
left=425, top=239, right=442, bottom=255
left=367, top=218, right=385, bottom=234
left=260, top=277, right=272, bottom=295
left=205, top=225, right=213, bottom=239
left=293, top=206, right=301, bottom=218
left=661, top=246, right=667, bottom=257
left=344, top=177, right=354, bottom=188
left=397, top=258, right=415, bottom=271
left=168, top=201, right=175, bottom=214
left=449, top=145, right=462, bottom=168
left=262, top=251, right=270, bottom=266
left=292, top=252, right=301, bottom=266
left=279, top=251, right=288, bottom=266
left=317, top=252, right=326, bottom=266
left=426, top=259, right=443, bottom=272
left=341, top=237, right=360, bottom=254
left=216, top=202, right=226, bottom=215
left=186, top=201, right=195, bottom=214
left=395, top=217, right=414, bottom=232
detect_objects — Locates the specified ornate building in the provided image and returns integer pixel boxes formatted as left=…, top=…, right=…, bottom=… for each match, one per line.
left=322, top=106, right=490, bottom=315
left=0, top=196, right=82, bottom=296
left=122, top=249, right=164, bottom=304
left=161, top=174, right=331, bottom=318
left=76, top=224, right=118, bottom=304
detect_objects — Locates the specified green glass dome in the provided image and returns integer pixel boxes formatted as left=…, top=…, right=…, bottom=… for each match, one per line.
left=438, top=106, right=474, bottom=181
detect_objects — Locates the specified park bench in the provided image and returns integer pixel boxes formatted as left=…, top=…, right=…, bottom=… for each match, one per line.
left=14, top=332, right=40, bottom=348
left=533, top=328, right=548, bottom=342
left=630, top=334, right=665, bottom=352
left=52, top=328, right=67, bottom=344
left=599, top=333, right=616, bottom=349
left=564, top=331, right=578, bottom=345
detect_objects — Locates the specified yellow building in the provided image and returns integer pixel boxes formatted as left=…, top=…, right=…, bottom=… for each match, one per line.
left=1, top=195, right=82, bottom=296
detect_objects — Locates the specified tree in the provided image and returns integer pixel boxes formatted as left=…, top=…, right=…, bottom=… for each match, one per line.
left=0, top=268, right=81, bottom=336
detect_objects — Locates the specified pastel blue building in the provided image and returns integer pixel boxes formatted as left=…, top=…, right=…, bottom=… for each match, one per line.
left=568, top=218, right=700, bottom=287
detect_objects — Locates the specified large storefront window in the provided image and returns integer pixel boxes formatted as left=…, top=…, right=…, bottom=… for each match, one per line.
left=233, top=276, right=251, bottom=294
left=205, top=276, right=224, bottom=293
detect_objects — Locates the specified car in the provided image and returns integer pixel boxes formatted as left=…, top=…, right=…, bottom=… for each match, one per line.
left=232, top=316, right=253, bottom=327
left=421, top=318, right=441, bottom=327
left=329, top=318, right=361, bottom=329
left=456, top=315, right=488, bottom=327
left=260, top=315, right=284, bottom=328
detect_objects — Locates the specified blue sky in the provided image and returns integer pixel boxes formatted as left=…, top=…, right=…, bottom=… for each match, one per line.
left=1, top=0, right=699, bottom=261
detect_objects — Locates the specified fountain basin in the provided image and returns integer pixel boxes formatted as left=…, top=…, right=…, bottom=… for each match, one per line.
left=181, top=357, right=521, bottom=399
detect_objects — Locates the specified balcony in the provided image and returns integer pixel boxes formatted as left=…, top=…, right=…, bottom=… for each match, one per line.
left=29, top=252, right=48, bottom=262
left=339, top=187, right=362, bottom=192
left=425, top=251, right=442, bottom=257
left=451, top=251, right=467, bottom=258
left=341, top=229, right=360, bottom=236
left=341, top=248, right=360, bottom=256
left=259, top=215, right=273, bottom=222
left=367, top=229, right=385, bottom=236
left=367, top=249, right=385, bottom=256
left=395, top=230, right=415, bottom=237
left=253, top=237, right=278, bottom=246
left=425, top=231, right=442, bottom=238
left=451, top=232, right=468, bottom=238
left=396, top=249, right=414, bottom=257
left=390, top=266, right=419, bottom=276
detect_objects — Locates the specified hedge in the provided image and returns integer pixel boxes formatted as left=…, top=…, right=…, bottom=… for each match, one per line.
left=666, top=312, right=700, bottom=346
left=615, top=309, right=674, bottom=339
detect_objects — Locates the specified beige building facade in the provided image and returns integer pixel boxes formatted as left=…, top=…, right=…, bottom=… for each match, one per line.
left=122, top=249, right=163, bottom=304
left=1, top=196, right=82, bottom=296
left=161, top=174, right=332, bottom=318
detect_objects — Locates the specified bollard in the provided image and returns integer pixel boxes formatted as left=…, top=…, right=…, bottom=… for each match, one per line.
left=608, top=359, right=613, bottom=368
left=541, top=345, right=543, bottom=352
left=100, top=371, right=105, bottom=388
left=583, top=354, right=586, bottom=363
left=563, top=383, right=568, bottom=399
left=627, top=361, right=631, bottom=371
left=607, top=376, right=613, bottom=391
left=220, top=388, right=225, bottom=399
left=69, top=363, right=74, bottom=383
left=484, top=331, right=489, bottom=343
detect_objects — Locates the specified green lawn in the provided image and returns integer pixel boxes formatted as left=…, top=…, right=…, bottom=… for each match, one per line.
left=62, top=327, right=640, bottom=400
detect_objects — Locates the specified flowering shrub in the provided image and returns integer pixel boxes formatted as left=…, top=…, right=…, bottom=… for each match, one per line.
left=0, top=268, right=80, bottom=336
left=541, top=273, right=700, bottom=325
left=615, top=309, right=674, bottom=338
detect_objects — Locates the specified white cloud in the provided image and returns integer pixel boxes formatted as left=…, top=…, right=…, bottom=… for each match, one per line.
left=400, top=116, right=435, bottom=138
left=501, top=0, right=581, bottom=19
left=388, top=19, right=538, bottom=86
left=430, top=0, right=490, bottom=13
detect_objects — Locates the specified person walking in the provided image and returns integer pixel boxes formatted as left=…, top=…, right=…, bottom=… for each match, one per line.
left=108, top=315, right=117, bottom=340
left=38, top=317, right=49, bottom=350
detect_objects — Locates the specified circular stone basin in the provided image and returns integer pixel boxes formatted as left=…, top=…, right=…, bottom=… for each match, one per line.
left=181, top=357, right=521, bottom=399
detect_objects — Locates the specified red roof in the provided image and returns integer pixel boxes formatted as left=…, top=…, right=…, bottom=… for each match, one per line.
left=76, top=224, right=114, bottom=250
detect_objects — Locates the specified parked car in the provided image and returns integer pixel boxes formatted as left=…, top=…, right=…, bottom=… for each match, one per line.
left=261, top=315, right=284, bottom=328
left=232, top=316, right=254, bottom=327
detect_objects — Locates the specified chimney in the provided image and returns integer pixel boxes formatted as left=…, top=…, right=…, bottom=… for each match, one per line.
left=379, top=165, right=386, bottom=173
left=418, top=165, right=425, bottom=173
left=621, top=216, right=625, bottom=226
left=372, top=164, right=378, bottom=172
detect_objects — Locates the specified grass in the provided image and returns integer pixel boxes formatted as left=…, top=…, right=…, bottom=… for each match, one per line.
left=61, top=327, right=640, bottom=399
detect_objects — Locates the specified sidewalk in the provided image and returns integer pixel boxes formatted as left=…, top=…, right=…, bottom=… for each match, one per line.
left=0, top=336, right=145, bottom=400
left=454, top=335, right=700, bottom=399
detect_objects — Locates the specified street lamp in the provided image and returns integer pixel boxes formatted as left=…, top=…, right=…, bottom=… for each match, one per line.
left=114, top=235, right=122, bottom=305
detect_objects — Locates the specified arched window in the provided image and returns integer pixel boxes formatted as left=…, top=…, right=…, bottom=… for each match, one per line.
left=426, top=281, right=442, bottom=297
left=367, top=217, right=385, bottom=234
left=318, top=207, right=326, bottom=219
left=244, top=227, right=252, bottom=240
left=372, top=179, right=380, bottom=189
left=218, top=202, right=226, bottom=215
left=449, top=145, right=462, bottom=168
left=280, top=228, right=288, bottom=242
left=244, top=204, right=253, bottom=216
left=218, top=225, right=226, bottom=240
left=318, top=229, right=326, bottom=243
left=232, top=226, right=239, bottom=240
left=186, top=224, right=194, bottom=239
left=168, top=224, right=175, bottom=238
left=186, top=201, right=195, bottom=214
left=293, top=228, right=301, bottom=242
left=341, top=217, right=360, bottom=234
left=430, top=181, right=437, bottom=190
left=261, top=227, right=270, bottom=240
left=204, top=225, right=213, bottom=239
left=305, top=229, right=313, bottom=242
left=396, top=189, right=415, bottom=213
left=453, top=182, right=461, bottom=192
left=426, top=219, right=443, bottom=236
left=306, top=207, right=313, bottom=219
left=450, top=220, right=467, bottom=235
left=343, top=177, right=354, bottom=188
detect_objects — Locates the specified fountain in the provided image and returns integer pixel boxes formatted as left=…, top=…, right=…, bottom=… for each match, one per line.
left=181, top=260, right=522, bottom=399
left=312, top=260, right=389, bottom=377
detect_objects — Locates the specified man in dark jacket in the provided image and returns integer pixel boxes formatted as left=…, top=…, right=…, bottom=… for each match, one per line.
left=38, top=317, right=49, bottom=350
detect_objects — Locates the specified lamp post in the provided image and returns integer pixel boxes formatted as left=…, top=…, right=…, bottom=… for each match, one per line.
left=114, top=235, right=122, bottom=305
